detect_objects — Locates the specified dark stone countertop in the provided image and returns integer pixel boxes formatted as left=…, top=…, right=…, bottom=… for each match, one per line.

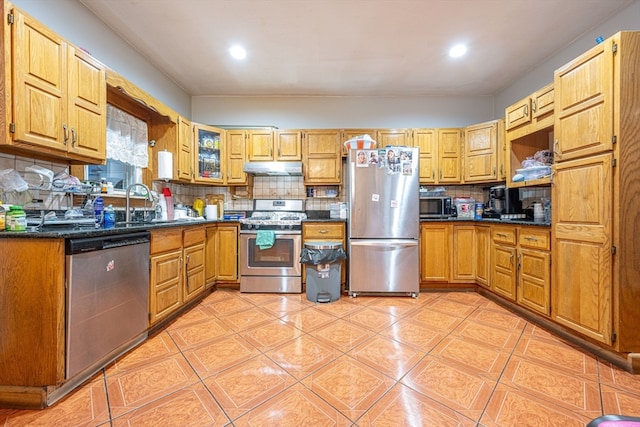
left=0, top=219, right=240, bottom=239
left=420, top=217, right=551, bottom=227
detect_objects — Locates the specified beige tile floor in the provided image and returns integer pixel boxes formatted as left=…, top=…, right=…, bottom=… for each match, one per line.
left=2, top=289, right=640, bottom=426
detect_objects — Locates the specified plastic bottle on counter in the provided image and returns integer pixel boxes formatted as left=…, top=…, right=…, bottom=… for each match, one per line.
left=104, top=204, right=115, bottom=229
left=6, top=205, right=26, bottom=231
left=94, top=196, right=104, bottom=227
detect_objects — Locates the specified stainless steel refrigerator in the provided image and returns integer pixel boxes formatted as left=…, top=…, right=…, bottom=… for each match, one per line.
left=347, top=146, right=420, bottom=297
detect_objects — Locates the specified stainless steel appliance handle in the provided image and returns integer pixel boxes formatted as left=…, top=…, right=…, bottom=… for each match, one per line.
left=240, top=229, right=301, bottom=235
left=350, top=239, right=418, bottom=248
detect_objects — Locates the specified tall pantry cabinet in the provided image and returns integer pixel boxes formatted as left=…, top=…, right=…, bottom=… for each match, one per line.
left=552, top=31, right=640, bottom=356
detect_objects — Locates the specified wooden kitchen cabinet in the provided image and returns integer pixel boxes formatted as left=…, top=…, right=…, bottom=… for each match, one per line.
left=414, top=128, right=438, bottom=184
left=216, top=223, right=239, bottom=283
left=341, top=129, right=376, bottom=156
left=376, top=128, right=412, bottom=147
left=226, top=129, right=249, bottom=185
left=451, top=225, right=476, bottom=282
left=302, top=221, right=346, bottom=286
left=464, top=119, right=499, bottom=183
left=420, top=223, right=450, bottom=283
left=491, top=225, right=517, bottom=301
left=2, top=6, right=106, bottom=164
left=149, top=228, right=183, bottom=325
left=205, top=224, right=217, bottom=287
left=0, top=238, right=66, bottom=407
left=505, top=83, right=554, bottom=188
left=274, top=130, right=303, bottom=161
left=490, top=224, right=551, bottom=311
left=183, top=227, right=206, bottom=302
left=149, top=226, right=207, bottom=324
left=302, top=129, right=342, bottom=184
left=193, top=124, right=225, bottom=184
left=517, top=227, right=551, bottom=316
left=176, top=116, right=194, bottom=181
left=437, top=128, right=463, bottom=183
left=551, top=32, right=640, bottom=353
left=475, top=225, right=491, bottom=288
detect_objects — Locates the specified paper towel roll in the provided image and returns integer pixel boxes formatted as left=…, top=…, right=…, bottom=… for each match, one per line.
left=157, top=150, right=173, bottom=181
left=205, top=205, right=218, bottom=220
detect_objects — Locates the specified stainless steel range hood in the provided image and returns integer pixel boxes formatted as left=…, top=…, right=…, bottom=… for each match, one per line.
left=243, top=161, right=303, bottom=176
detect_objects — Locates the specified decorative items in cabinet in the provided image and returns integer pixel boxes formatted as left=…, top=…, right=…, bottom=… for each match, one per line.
left=194, top=124, right=224, bottom=184
left=505, top=83, right=554, bottom=188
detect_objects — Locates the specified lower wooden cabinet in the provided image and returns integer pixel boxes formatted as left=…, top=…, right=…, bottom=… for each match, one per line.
left=517, top=227, right=551, bottom=315
left=183, top=227, right=206, bottom=301
left=216, top=223, right=239, bottom=282
left=149, top=226, right=207, bottom=325
left=491, top=226, right=518, bottom=301
left=451, top=225, right=476, bottom=282
left=490, top=224, right=551, bottom=314
left=420, top=223, right=450, bottom=282
left=475, top=225, right=491, bottom=288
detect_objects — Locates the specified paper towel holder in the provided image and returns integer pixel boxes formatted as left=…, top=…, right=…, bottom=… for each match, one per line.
left=157, top=149, right=173, bottom=181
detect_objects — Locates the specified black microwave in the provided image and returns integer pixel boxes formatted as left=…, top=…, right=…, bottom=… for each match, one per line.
left=419, top=196, right=453, bottom=219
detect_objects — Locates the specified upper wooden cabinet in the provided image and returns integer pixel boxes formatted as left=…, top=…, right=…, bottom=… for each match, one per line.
left=274, top=130, right=302, bottom=161
left=554, top=41, right=613, bottom=162
left=413, top=128, right=462, bottom=184
left=246, top=128, right=300, bottom=162
left=193, top=124, right=225, bottom=184
left=376, top=129, right=412, bottom=147
left=3, top=6, right=106, bottom=164
left=341, top=129, right=376, bottom=156
left=302, top=129, right=342, bottom=184
left=225, top=130, right=249, bottom=185
left=463, top=119, right=499, bottom=183
left=176, top=116, right=193, bottom=181
left=413, top=128, right=438, bottom=184
left=437, top=128, right=462, bottom=183
left=505, top=83, right=554, bottom=188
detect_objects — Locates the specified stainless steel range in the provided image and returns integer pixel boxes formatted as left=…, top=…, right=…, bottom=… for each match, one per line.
left=240, top=199, right=307, bottom=293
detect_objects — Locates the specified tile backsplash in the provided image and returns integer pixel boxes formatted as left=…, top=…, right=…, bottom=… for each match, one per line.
left=2, top=152, right=550, bottom=214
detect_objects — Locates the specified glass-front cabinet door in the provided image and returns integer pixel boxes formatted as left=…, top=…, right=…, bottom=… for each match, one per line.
left=193, top=124, right=225, bottom=184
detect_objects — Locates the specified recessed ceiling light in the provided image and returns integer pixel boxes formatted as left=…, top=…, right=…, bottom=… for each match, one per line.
left=229, top=45, right=246, bottom=60
left=449, top=44, right=467, bottom=58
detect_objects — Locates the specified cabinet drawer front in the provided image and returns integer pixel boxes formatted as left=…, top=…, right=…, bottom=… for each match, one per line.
left=492, top=227, right=516, bottom=245
left=151, top=228, right=183, bottom=254
left=519, top=228, right=550, bottom=250
left=533, top=84, right=554, bottom=118
left=183, top=226, right=205, bottom=247
left=303, top=223, right=344, bottom=239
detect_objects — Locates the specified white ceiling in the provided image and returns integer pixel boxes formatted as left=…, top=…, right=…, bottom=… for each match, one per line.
left=79, top=0, right=632, bottom=97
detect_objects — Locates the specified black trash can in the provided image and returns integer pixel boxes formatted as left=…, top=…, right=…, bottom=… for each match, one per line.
left=300, top=241, right=347, bottom=303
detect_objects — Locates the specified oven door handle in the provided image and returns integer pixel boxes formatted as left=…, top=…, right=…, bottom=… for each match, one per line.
left=240, top=230, right=301, bottom=235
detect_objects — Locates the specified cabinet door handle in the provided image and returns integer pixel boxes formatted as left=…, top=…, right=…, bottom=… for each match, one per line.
left=63, top=124, right=69, bottom=145
left=496, top=233, right=508, bottom=238
left=432, top=170, right=435, bottom=180
left=523, top=104, right=529, bottom=117
left=71, top=128, right=77, bottom=146
left=524, top=236, right=538, bottom=242
left=277, top=147, right=281, bottom=157
left=517, top=253, right=521, bottom=269
left=532, top=99, right=536, bottom=113
left=319, top=230, right=328, bottom=234
left=439, top=170, right=442, bottom=180
left=509, top=253, right=514, bottom=265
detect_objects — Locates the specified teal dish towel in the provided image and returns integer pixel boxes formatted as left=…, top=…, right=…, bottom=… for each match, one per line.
left=256, top=230, right=275, bottom=250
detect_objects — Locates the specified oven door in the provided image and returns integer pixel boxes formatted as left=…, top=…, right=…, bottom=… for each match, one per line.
left=240, top=231, right=302, bottom=293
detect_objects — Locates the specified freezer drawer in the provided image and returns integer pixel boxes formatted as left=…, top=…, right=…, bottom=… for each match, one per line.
left=348, top=239, right=419, bottom=296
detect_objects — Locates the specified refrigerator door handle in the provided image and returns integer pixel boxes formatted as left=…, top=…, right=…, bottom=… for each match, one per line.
left=350, top=239, right=418, bottom=248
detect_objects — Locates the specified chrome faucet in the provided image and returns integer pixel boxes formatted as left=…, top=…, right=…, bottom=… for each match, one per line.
left=125, top=183, right=153, bottom=222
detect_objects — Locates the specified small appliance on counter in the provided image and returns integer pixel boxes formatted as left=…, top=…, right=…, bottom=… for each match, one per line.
left=485, top=185, right=523, bottom=218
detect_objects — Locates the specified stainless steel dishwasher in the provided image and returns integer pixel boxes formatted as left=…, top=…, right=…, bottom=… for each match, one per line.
left=65, top=232, right=150, bottom=379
